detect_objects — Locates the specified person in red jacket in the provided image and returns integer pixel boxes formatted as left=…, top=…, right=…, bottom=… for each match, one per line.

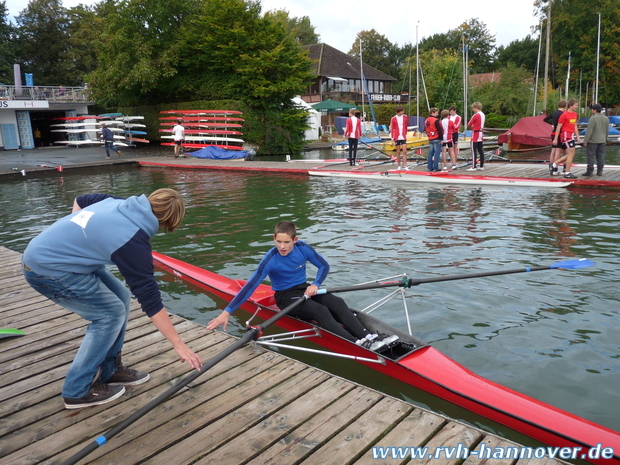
left=467, top=102, right=486, bottom=171
left=344, top=108, right=363, bottom=166
left=440, top=110, right=456, bottom=170
left=449, top=106, right=462, bottom=156
left=389, top=105, right=409, bottom=170
left=424, top=108, right=443, bottom=171
left=551, top=98, right=580, bottom=179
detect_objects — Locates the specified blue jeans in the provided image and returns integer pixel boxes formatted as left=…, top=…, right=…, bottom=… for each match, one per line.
left=428, top=139, right=441, bottom=171
left=23, top=264, right=131, bottom=399
left=104, top=141, right=119, bottom=157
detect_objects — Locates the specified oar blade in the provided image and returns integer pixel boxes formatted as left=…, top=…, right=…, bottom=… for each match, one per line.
left=550, top=258, right=596, bottom=270
left=0, top=328, right=26, bottom=339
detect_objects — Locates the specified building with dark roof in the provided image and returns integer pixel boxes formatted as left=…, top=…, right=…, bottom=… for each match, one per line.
left=301, top=43, right=401, bottom=106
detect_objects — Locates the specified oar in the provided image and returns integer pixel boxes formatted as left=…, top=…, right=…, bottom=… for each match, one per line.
left=317, top=259, right=595, bottom=294
left=0, top=328, right=26, bottom=339
left=60, top=295, right=308, bottom=465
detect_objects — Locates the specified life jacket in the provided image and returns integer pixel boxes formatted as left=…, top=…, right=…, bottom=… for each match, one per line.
left=425, top=116, right=440, bottom=140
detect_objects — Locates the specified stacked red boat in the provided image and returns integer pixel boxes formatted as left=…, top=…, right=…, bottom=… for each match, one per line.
left=159, top=110, right=245, bottom=151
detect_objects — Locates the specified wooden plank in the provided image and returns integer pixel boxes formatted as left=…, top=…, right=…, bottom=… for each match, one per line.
left=353, top=408, right=448, bottom=465
left=408, top=421, right=484, bottom=465
left=193, top=376, right=356, bottom=464
left=246, top=387, right=383, bottom=465
left=301, top=397, right=413, bottom=465
left=59, top=359, right=310, bottom=465
left=0, top=328, right=231, bottom=447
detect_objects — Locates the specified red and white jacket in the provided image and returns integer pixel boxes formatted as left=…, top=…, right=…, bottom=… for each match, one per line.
left=344, top=116, right=362, bottom=139
left=467, top=112, right=485, bottom=142
left=390, top=114, right=408, bottom=140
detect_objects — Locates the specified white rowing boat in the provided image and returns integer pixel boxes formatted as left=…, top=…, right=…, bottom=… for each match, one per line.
left=308, top=169, right=573, bottom=188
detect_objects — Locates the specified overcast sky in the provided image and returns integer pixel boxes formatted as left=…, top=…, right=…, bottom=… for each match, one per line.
left=6, top=0, right=539, bottom=52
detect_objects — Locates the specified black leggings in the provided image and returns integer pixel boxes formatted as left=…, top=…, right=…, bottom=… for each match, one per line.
left=472, top=141, right=484, bottom=167
left=275, top=284, right=369, bottom=342
left=348, top=138, right=359, bottom=165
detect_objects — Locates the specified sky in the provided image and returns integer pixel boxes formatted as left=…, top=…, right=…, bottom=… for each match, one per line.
left=6, top=0, right=539, bottom=52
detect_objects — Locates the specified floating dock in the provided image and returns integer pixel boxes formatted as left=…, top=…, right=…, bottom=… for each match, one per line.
left=0, top=246, right=572, bottom=464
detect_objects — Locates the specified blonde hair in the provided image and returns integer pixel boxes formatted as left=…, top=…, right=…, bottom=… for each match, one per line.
left=471, top=102, right=482, bottom=110
left=148, top=188, right=185, bottom=232
left=440, top=109, right=449, bottom=119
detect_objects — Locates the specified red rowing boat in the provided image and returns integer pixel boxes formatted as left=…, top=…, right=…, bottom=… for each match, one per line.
left=152, top=252, right=620, bottom=464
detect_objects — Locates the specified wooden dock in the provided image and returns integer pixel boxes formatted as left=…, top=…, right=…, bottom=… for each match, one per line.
left=1, top=246, right=568, bottom=465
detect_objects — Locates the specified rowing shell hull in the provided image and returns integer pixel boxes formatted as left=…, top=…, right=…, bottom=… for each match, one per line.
left=152, top=251, right=620, bottom=464
left=308, top=170, right=573, bottom=188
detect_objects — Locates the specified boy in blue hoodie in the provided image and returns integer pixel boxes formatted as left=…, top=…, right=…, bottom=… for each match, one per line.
left=23, top=188, right=202, bottom=409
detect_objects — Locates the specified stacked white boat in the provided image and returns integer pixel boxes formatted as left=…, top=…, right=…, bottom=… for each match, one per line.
left=51, top=113, right=148, bottom=147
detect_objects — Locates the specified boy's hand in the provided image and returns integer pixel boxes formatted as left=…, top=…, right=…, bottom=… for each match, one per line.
left=207, top=311, right=230, bottom=331
left=304, top=284, right=318, bottom=297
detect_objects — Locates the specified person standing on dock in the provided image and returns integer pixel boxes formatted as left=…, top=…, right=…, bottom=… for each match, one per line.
left=551, top=98, right=580, bottom=179
left=544, top=99, right=566, bottom=175
left=22, top=189, right=203, bottom=409
left=101, top=123, right=121, bottom=159
left=206, top=221, right=399, bottom=352
left=440, top=110, right=456, bottom=170
left=390, top=105, right=409, bottom=170
left=467, top=102, right=486, bottom=171
left=582, top=103, right=609, bottom=176
left=449, top=106, right=462, bottom=156
left=344, top=108, right=362, bottom=166
left=425, top=108, right=442, bottom=171
left=172, top=119, right=185, bottom=158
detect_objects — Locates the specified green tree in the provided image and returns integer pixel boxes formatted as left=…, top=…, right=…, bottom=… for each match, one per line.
left=86, top=0, right=199, bottom=105
left=348, top=30, right=401, bottom=79
left=265, top=10, right=320, bottom=45
left=419, top=18, right=497, bottom=74
left=0, top=1, right=16, bottom=82
left=418, top=49, right=463, bottom=111
left=470, top=63, right=533, bottom=117
left=64, top=4, right=104, bottom=83
left=178, top=0, right=314, bottom=154
left=496, top=35, right=540, bottom=73
left=14, top=0, right=76, bottom=85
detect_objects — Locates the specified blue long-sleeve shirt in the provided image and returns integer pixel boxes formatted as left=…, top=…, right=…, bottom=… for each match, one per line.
left=23, top=193, right=164, bottom=317
left=224, top=240, right=329, bottom=314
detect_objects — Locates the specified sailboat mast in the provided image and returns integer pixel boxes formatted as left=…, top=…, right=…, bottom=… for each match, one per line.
left=416, top=22, right=420, bottom=131
left=360, top=37, right=365, bottom=124
left=533, top=21, right=543, bottom=116
left=595, top=12, right=601, bottom=103
left=543, top=0, right=551, bottom=113
left=565, top=51, right=571, bottom=101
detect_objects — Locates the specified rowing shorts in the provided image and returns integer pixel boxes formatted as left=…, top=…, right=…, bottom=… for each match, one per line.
left=551, top=135, right=562, bottom=149
left=452, top=132, right=459, bottom=143
left=442, top=141, right=453, bottom=148
left=174, top=140, right=184, bottom=145
left=394, top=140, right=406, bottom=146
left=560, top=132, right=575, bottom=150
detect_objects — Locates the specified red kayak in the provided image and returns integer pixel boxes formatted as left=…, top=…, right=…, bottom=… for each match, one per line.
left=152, top=251, right=620, bottom=465
left=159, top=116, right=244, bottom=122
left=160, top=110, right=243, bottom=115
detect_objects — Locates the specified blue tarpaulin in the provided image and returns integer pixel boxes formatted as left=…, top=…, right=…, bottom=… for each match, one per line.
left=187, top=146, right=247, bottom=160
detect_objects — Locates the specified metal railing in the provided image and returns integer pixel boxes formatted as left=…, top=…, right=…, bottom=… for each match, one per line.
left=0, top=85, right=92, bottom=103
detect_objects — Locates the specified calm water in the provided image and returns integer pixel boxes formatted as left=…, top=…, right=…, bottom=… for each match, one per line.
left=1, top=151, right=619, bottom=438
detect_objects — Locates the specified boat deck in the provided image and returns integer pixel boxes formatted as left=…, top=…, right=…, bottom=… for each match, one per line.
left=0, top=245, right=570, bottom=465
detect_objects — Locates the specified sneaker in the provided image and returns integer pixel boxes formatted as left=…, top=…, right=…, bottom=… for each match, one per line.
left=477, top=167, right=484, bottom=171
left=106, top=156, right=110, bottom=159
left=563, top=172, right=577, bottom=179
left=451, top=165, right=457, bottom=170
left=64, top=382, right=125, bottom=409
left=105, top=353, right=150, bottom=386
left=597, top=170, right=603, bottom=176
left=117, top=150, right=122, bottom=158
left=467, top=167, right=477, bottom=171
left=369, top=333, right=400, bottom=351
left=401, top=166, right=409, bottom=171
left=442, top=165, right=449, bottom=170
left=548, top=163, right=554, bottom=175
left=389, top=167, right=402, bottom=172
left=552, top=163, right=559, bottom=174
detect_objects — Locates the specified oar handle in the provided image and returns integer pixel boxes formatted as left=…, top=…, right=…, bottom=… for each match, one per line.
left=317, top=278, right=409, bottom=294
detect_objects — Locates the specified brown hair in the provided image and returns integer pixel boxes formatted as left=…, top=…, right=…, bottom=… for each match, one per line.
left=558, top=99, right=567, bottom=109
left=274, top=221, right=297, bottom=239
left=471, top=102, right=482, bottom=110
left=449, top=105, right=457, bottom=112
left=396, top=105, right=404, bottom=113
left=568, top=98, right=578, bottom=107
left=440, top=109, right=449, bottom=119
left=429, top=107, right=439, bottom=115
left=148, top=188, right=185, bottom=233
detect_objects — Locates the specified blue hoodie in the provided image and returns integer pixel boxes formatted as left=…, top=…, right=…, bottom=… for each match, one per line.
left=23, top=193, right=163, bottom=316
